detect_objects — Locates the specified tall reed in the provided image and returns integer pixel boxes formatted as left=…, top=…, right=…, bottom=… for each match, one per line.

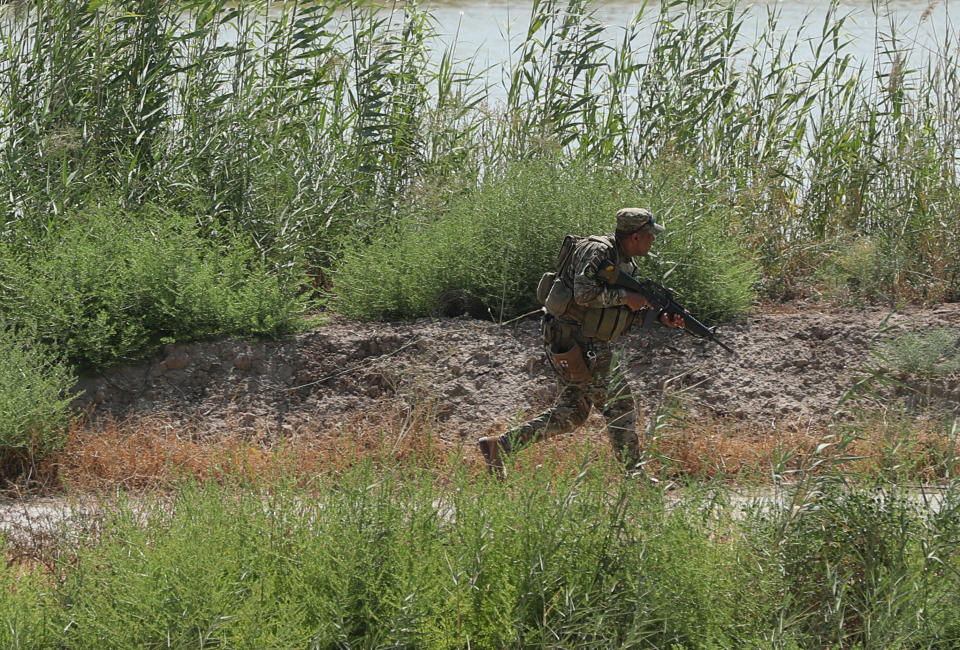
left=1, top=0, right=957, bottom=305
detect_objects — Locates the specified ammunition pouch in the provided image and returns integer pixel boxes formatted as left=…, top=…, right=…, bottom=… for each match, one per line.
left=536, top=272, right=555, bottom=306
left=547, top=340, right=593, bottom=384
left=581, top=307, right=634, bottom=342
left=539, top=273, right=574, bottom=318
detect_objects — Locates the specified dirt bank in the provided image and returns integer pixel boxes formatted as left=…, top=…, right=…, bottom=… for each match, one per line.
left=71, top=301, right=960, bottom=442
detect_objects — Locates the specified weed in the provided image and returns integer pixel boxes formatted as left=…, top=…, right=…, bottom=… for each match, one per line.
left=875, top=327, right=960, bottom=379
left=0, top=326, right=74, bottom=481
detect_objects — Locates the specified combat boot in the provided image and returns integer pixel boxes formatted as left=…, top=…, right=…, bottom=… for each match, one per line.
left=477, top=436, right=507, bottom=480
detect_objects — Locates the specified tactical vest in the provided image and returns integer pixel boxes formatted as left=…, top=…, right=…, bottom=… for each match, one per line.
left=536, top=234, right=637, bottom=342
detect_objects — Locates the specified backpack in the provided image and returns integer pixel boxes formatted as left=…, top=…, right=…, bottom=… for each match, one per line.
left=537, top=234, right=614, bottom=316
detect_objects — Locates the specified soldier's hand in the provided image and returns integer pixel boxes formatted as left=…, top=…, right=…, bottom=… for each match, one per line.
left=625, top=291, right=652, bottom=312
left=659, top=312, right=685, bottom=329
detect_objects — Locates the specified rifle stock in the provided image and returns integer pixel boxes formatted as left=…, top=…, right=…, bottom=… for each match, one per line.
left=597, top=260, right=734, bottom=354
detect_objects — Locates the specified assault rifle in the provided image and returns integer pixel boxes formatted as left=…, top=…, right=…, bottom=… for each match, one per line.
left=596, top=260, right=734, bottom=354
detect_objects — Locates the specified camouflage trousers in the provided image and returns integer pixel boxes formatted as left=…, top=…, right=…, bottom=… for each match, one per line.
left=500, top=332, right=640, bottom=466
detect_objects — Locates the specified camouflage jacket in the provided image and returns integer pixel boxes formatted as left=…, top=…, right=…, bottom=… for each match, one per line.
left=561, top=234, right=639, bottom=311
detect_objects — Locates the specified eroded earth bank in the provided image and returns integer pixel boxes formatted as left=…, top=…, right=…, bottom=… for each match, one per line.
left=72, top=301, right=960, bottom=443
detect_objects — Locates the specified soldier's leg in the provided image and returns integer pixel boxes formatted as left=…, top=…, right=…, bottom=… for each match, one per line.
left=502, top=383, right=592, bottom=451
left=478, top=384, right=590, bottom=479
left=599, top=351, right=641, bottom=466
left=479, top=317, right=595, bottom=477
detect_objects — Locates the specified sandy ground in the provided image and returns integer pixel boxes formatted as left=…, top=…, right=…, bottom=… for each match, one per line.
left=4, top=303, right=958, bottom=543
left=71, top=301, right=960, bottom=442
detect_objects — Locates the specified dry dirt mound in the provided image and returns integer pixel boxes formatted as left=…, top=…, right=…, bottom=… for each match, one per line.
left=72, top=302, right=960, bottom=441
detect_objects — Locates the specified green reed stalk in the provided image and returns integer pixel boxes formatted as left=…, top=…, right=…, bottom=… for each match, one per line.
left=1, top=0, right=958, bottom=306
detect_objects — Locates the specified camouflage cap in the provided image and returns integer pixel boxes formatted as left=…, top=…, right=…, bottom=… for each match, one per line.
left=615, top=207, right=665, bottom=235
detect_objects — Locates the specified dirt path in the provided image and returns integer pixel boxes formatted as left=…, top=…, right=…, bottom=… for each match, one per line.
left=71, top=301, right=960, bottom=441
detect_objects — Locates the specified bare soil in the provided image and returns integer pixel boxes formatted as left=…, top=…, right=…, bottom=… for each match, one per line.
left=72, top=301, right=960, bottom=444
left=4, top=303, right=959, bottom=544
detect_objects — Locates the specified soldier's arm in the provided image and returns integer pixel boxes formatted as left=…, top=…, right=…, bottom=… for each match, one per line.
left=570, top=243, right=630, bottom=309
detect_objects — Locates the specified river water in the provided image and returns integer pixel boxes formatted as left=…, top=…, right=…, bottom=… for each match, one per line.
left=424, top=0, right=955, bottom=74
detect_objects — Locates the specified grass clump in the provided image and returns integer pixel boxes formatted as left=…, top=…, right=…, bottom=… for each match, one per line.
left=0, top=462, right=772, bottom=647
left=635, top=160, right=759, bottom=323
left=334, top=158, right=757, bottom=324
left=5, top=460, right=960, bottom=647
left=820, top=236, right=895, bottom=304
left=874, top=327, right=960, bottom=379
left=0, top=202, right=304, bottom=370
left=755, top=478, right=960, bottom=647
left=334, top=159, right=634, bottom=321
left=0, top=327, right=74, bottom=476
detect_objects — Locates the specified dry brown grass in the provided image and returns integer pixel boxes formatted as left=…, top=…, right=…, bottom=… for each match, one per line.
left=646, top=411, right=958, bottom=483
left=34, top=401, right=958, bottom=493
left=48, top=402, right=473, bottom=493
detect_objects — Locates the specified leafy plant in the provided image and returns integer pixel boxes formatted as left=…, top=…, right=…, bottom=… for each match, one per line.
left=635, top=159, right=759, bottom=323
left=874, top=327, right=960, bottom=379
left=0, top=202, right=304, bottom=370
left=4, top=458, right=959, bottom=646
left=334, top=157, right=757, bottom=323
left=756, top=478, right=959, bottom=647
left=0, top=326, right=75, bottom=473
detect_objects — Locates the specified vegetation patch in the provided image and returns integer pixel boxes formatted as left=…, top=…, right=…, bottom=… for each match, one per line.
left=875, top=327, right=960, bottom=380
left=0, top=202, right=304, bottom=371
left=3, top=461, right=960, bottom=647
left=335, top=159, right=757, bottom=322
left=0, top=328, right=74, bottom=476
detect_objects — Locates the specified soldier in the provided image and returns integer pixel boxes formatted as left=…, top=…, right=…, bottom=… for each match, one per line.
left=477, top=208, right=685, bottom=478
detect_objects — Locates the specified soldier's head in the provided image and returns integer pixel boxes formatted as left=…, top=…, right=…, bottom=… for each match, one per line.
left=614, top=207, right=664, bottom=257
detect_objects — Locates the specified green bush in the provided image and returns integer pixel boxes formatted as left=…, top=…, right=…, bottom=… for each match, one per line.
left=874, top=327, right=960, bottom=379
left=333, top=159, right=620, bottom=321
left=755, top=478, right=960, bottom=648
left=0, top=562, right=46, bottom=649
left=0, top=327, right=75, bottom=468
left=334, top=158, right=757, bottom=323
left=5, top=461, right=960, bottom=646
left=635, top=160, right=759, bottom=323
left=24, top=462, right=774, bottom=647
left=0, top=202, right=304, bottom=370
left=818, top=236, right=900, bottom=305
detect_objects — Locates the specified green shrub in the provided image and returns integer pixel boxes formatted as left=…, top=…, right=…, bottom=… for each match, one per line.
left=0, top=202, right=304, bottom=370
left=874, top=327, right=960, bottom=379
left=0, top=561, right=46, bottom=648
left=38, top=461, right=774, bottom=647
left=818, top=236, right=900, bottom=304
left=333, top=159, right=622, bottom=321
left=0, top=326, right=75, bottom=469
left=635, top=160, right=759, bottom=323
left=755, top=479, right=960, bottom=648
left=5, top=461, right=960, bottom=646
left=334, top=158, right=757, bottom=323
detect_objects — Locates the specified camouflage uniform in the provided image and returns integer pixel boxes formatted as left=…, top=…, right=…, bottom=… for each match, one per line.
left=479, top=208, right=664, bottom=476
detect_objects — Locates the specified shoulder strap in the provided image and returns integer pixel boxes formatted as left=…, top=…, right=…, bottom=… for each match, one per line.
left=587, top=234, right=616, bottom=249
left=555, top=234, right=582, bottom=273
left=555, top=234, right=617, bottom=273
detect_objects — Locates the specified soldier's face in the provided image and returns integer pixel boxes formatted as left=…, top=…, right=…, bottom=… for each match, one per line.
left=626, top=230, right=654, bottom=257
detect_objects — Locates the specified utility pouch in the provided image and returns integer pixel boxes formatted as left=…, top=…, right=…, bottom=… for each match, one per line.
left=543, top=277, right=574, bottom=317
left=581, top=307, right=634, bottom=342
left=536, top=272, right=556, bottom=306
left=548, top=341, right=592, bottom=384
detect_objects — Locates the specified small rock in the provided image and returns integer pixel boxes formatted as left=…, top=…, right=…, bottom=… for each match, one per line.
left=160, top=356, right=190, bottom=371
